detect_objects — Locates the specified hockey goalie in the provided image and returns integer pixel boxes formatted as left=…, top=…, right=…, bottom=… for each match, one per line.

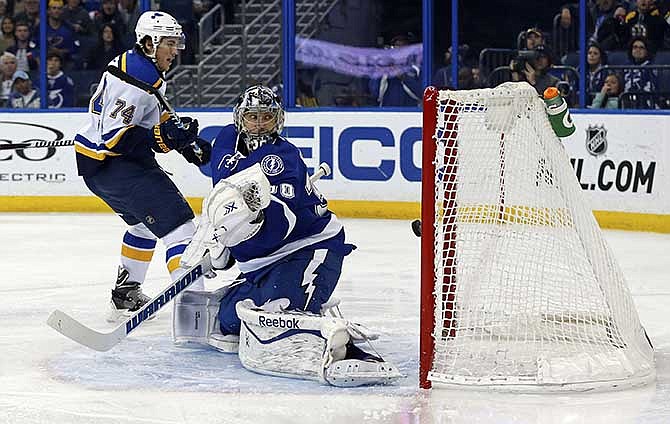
left=176, top=85, right=402, bottom=387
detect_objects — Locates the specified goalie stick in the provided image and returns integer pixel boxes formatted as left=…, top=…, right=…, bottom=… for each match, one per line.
left=46, top=253, right=212, bottom=352
left=310, top=162, right=331, bottom=182
left=46, top=164, right=332, bottom=352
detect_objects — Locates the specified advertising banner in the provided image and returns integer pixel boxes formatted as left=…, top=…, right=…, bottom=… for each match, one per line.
left=0, top=110, right=667, bottom=226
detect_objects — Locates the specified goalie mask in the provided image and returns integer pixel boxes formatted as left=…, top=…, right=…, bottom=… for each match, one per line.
left=233, top=85, right=285, bottom=153
left=135, top=11, right=185, bottom=59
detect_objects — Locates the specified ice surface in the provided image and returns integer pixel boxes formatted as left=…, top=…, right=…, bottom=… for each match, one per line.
left=1, top=214, right=668, bottom=423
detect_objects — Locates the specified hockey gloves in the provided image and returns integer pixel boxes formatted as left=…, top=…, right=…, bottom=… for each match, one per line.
left=152, top=118, right=211, bottom=166
left=180, top=137, right=211, bottom=166
left=179, top=116, right=199, bottom=135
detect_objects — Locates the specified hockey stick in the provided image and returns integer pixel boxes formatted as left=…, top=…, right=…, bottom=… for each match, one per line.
left=45, top=164, right=332, bottom=351
left=311, top=162, right=331, bottom=182
left=46, top=253, right=212, bottom=352
left=106, top=65, right=206, bottom=162
left=105, top=65, right=177, bottom=119
left=0, top=138, right=76, bottom=150
left=1, top=67, right=178, bottom=152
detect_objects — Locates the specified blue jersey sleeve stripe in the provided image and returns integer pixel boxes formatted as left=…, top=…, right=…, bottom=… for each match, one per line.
left=74, top=134, right=121, bottom=160
left=101, top=127, right=123, bottom=142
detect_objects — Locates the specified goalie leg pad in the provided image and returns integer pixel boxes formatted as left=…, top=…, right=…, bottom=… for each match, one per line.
left=236, top=299, right=347, bottom=382
left=235, top=299, right=403, bottom=387
left=172, top=287, right=230, bottom=347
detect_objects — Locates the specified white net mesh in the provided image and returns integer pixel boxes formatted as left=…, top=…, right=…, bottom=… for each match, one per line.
left=428, top=82, right=655, bottom=391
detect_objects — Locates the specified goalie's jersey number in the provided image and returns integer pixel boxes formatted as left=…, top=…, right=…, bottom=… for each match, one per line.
left=571, top=158, right=655, bottom=194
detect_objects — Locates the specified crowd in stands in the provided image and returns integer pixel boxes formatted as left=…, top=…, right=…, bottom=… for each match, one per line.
left=0, top=0, right=142, bottom=107
left=300, top=0, right=670, bottom=109
left=4, top=0, right=670, bottom=109
left=453, top=0, right=670, bottom=110
left=0, top=0, right=221, bottom=108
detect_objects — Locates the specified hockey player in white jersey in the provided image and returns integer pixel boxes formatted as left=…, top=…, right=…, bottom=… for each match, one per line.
left=176, top=85, right=402, bottom=387
left=74, top=11, right=211, bottom=321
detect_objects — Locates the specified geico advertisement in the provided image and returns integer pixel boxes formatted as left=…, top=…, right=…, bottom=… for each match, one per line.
left=0, top=111, right=666, bottom=214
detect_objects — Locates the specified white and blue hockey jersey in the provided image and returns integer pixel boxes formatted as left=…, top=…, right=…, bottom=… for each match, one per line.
left=211, top=124, right=354, bottom=280
left=74, top=48, right=169, bottom=176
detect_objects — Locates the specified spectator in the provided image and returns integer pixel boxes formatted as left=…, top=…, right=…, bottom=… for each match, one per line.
left=589, top=0, right=618, bottom=40
left=0, top=1, right=8, bottom=28
left=0, top=16, right=15, bottom=52
left=471, top=67, right=483, bottom=88
left=118, top=0, right=140, bottom=46
left=595, top=5, right=628, bottom=50
left=62, top=0, right=94, bottom=36
left=586, top=42, right=608, bottom=96
left=82, top=0, right=101, bottom=13
left=295, top=76, right=318, bottom=107
left=14, top=0, right=39, bottom=30
left=555, top=5, right=579, bottom=57
left=45, top=0, right=78, bottom=63
left=0, top=51, right=17, bottom=105
left=83, top=22, right=123, bottom=72
left=624, top=36, right=657, bottom=93
left=432, top=44, right=470, bottom=87
left=9, top=0, right=25, bottom=15
left=510, top=44, right=560, bottom=95
left=521, top=27, right=545, bottom=50
left=8, top=69, right=38, bottom=108
left=590, top=72, right=624, bottom=108
left=46, top=50, right=74, bottom=107
left=7, top=21, right=39, bottom=72
left=368, top=34, right=422, bottom=106
left=624, top=0, right=666, bottom=49
left=93, top=0, right=126, bottom=40
left=433, top=50, right=453, bottom=87
left=457, top=67, right=477, bottom=90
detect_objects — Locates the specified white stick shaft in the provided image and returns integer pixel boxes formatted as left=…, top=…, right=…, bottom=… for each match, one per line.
left=310, top=162, right=331, bottom=183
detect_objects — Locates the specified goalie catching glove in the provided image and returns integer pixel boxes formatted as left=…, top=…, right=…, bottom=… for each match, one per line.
left=180, top=163, right=271, bottom=273
left=205, top=163, right=271, bottom=247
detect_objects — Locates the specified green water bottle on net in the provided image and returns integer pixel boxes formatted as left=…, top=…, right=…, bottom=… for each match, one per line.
left=543, top=87, right=575, bottom=138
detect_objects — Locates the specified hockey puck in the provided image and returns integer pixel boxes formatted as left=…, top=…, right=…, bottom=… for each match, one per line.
left=411, top=219, right=421, bottom=237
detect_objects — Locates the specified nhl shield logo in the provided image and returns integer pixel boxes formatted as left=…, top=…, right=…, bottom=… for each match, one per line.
left=586, top=125, right=607, bottom=156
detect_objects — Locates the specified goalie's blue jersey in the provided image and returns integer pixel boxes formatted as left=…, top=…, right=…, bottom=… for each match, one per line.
left=210, top=124, right=354, bottom=280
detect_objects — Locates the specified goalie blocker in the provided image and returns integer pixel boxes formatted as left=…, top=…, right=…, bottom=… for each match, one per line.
left=173, top=293, right=402, bottom=387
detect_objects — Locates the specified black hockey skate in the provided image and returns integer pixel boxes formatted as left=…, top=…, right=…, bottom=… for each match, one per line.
left=107, top=267, right=154, bottom=323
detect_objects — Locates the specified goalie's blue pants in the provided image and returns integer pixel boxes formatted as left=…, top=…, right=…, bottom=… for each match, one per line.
left=218, top=248, right=345, bottom=335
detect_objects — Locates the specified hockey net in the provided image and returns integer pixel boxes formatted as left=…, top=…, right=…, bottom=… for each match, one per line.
left=419, top=82, right=655, bottom=392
